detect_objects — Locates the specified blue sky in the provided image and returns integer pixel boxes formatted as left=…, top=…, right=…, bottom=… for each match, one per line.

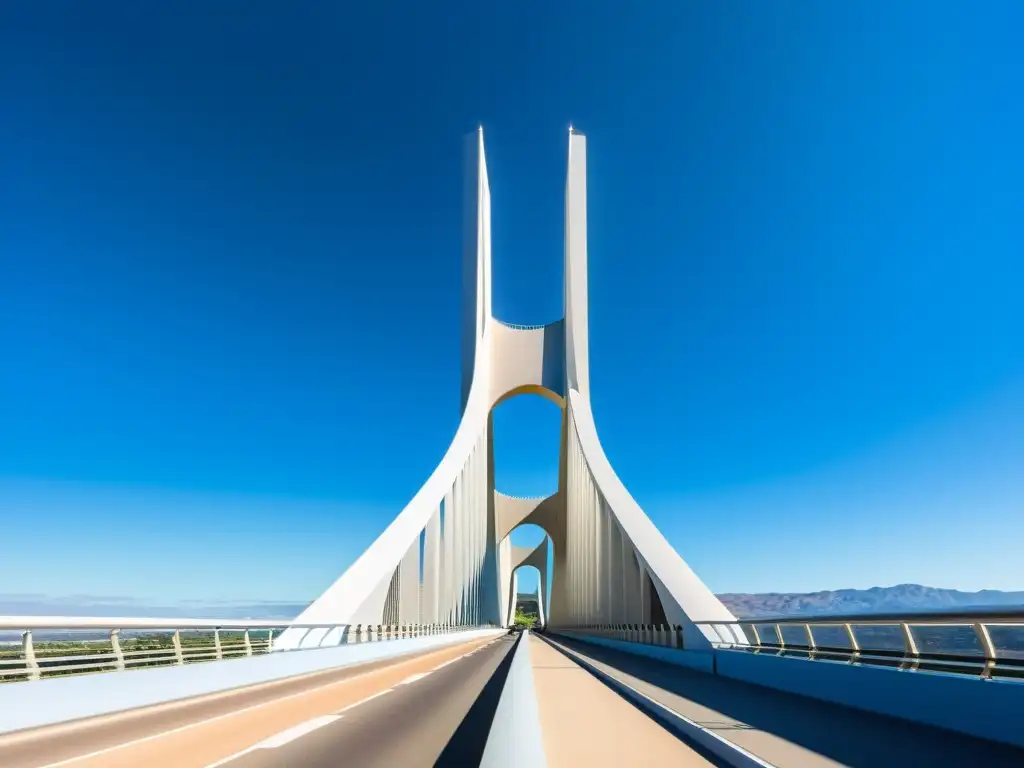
left=1, top=2, right=1021, bottom=604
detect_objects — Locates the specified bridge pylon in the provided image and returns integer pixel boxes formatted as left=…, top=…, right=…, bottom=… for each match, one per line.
left=278, top=128, right=740, bottom=651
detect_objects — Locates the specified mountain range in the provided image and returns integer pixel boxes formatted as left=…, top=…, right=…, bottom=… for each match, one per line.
left=717, top=584, right=1024, bottom=619
left=3, top=584, right=1023, bottom=621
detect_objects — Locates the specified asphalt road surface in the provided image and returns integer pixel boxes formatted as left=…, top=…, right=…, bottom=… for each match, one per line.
left=542, top=633, right=1024, bottom=768
left=0, top=632, right=508, bottom=768
left=211, top=632, right=517, bottom=767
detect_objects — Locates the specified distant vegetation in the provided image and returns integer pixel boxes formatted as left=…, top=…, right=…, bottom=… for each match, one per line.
left=513, top=609, right=537, bottom=630
left=0, top=631, right=265, bottom=682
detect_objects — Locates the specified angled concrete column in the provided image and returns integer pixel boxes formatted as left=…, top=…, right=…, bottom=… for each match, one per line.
left=453, top=468, right=465, bottom=625
left=423, top=503, right=441, bottom=623
left=399, top=533, right=420, bottom=625
left=443, top=487, right=454, bottom=623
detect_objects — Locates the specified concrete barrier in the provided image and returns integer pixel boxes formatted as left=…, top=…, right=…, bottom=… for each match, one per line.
left=715, top=649, right=1024, bottom=750
left=552, top=631, right=716, bottom=674
left=480, top=631, right=546, bottom=768
left=0, top=629, right=503, bottom=736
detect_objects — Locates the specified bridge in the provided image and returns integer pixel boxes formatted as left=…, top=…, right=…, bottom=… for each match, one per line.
left=0, top=128, right=1020, bottom=767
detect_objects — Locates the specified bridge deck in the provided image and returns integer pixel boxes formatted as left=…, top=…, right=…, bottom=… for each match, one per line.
left=528, top=633, right=713, bottom=766
left=0, top=635, right=508, bottom=768
left=547, top=633, right=1024, bottom=767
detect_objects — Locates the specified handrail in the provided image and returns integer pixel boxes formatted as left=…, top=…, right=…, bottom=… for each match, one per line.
left=694, top=610, right=1024, bottom=681
left=494, top=319, right=554, bottom=331
left=0, top=616, right=311, bottom=630
left=715, top=608, right=1024, bottom=625
left=0, top=618, right=491, bottom=683
left=494, top=490, right=552, bottom=501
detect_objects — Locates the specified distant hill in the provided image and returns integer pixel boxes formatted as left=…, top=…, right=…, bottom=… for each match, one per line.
left=717, top=584, right=1024, bottom=619
left=4, top=584, right=1023, bottom=623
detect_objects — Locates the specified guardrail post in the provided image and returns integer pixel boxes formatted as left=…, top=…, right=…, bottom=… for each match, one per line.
left=804, top=623, right=817, bottom=658
left=843, top=623, right=860, bottom=663
left=267, top=629, right=275, bottom=653
left=213, top=628, right=223, bottom=660
left=899, top=623, right=919, bottom=671
left=749, top=624, right=762, bottom=650
left=243, top=629, right=253, bottom=656
left=22, top=630, right=41, bottom=681
left=110, top=629, right=126, bottom=671
left=973, top=622, right=997, bottom=679
left=774, top=623, right=785, bottom=653
left=172, top=630, right=184, bottom=664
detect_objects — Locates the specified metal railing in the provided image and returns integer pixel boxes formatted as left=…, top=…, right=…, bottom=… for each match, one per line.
left=552, top=624, right=686, bottom=649
left=0, top=617, right=490, bottom=683
left=494, top=319, right=551, bottom=331
left=696, top=609, right=1024, bottom=680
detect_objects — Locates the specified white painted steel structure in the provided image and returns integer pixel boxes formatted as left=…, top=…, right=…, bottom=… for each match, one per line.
left=277, top=128, right=740, bottom=651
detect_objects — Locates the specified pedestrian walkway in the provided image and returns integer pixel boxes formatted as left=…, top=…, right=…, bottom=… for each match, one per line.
left=528, top=633, right=712, bottom=767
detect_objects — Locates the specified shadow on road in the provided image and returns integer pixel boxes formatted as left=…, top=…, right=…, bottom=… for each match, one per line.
left=548, top=633, right=1024, bottom=768
left=433, top=633, right=520, bottom=767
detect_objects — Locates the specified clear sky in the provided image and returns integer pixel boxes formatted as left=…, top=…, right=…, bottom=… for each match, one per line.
left=1, top=2, right=1021, bottom=604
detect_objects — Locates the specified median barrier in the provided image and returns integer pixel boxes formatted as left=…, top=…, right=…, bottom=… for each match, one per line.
left=0, top=628, right=503, bottom=736
left=480, top=630, right=546, bottom=768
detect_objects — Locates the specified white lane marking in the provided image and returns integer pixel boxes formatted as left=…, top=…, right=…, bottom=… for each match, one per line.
left=204, top=749, right=255, bottom=768
left=398, top=672, right=429, bottom=685
left=335, top=688, right=392, bottom=715
left=35, top=639, right=491, bottom=768
left=204, top=715, right=343, bottom=767
left=256, top=715, right=342, bottom=748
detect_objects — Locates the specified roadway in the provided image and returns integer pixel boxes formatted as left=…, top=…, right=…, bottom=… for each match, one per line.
left=540, top=632, right=1024, bottom=768
left=0, top=633, right=511, bottom=768
left=529, top=631, right=715, bottom=766
left=1, top=630, right=1020, bottom=767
